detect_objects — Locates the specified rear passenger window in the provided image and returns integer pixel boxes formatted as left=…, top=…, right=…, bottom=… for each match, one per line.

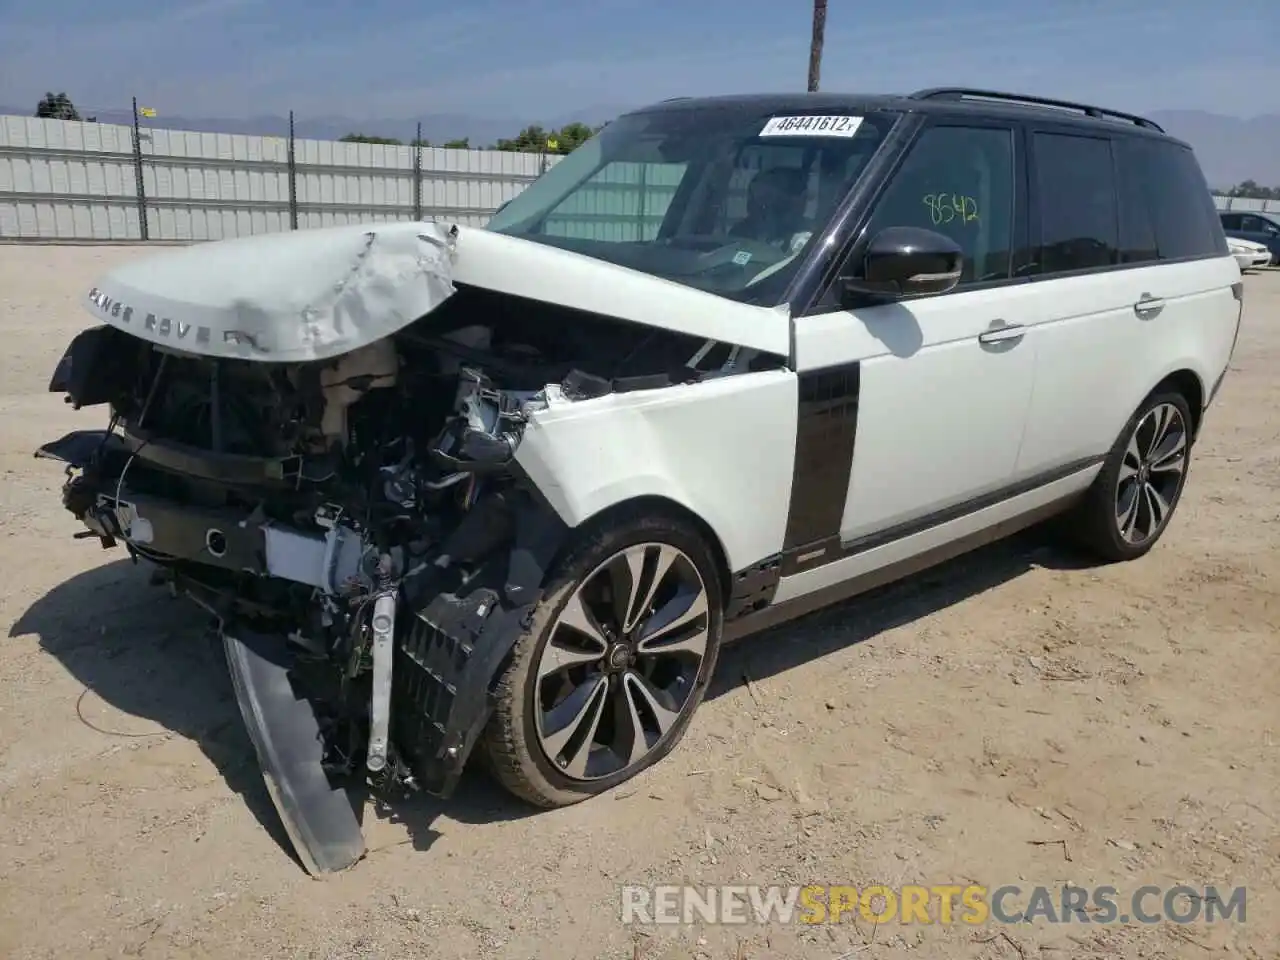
left=1127, top=139, right=1227, bottom=259
left=1033, top=133, right=1118, bottom=273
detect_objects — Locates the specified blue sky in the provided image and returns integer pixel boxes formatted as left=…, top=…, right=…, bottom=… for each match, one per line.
left=1, top=0, right=1277, bottom=121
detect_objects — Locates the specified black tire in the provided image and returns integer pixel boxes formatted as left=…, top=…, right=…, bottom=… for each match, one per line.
left=1070, top=389, right=1193, bottom=562
left=480, top=509, right=723, bottom=808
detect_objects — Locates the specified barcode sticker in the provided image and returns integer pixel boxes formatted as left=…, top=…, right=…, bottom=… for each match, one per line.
left=759, top=115, right=864, bottom=138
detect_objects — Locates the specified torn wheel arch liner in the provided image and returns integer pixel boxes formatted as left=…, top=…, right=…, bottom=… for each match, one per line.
left=390, top=466, right=571, bottom=797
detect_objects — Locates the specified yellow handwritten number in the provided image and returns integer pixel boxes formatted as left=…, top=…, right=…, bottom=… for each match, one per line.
left=922, top=194, right=979, bottom=226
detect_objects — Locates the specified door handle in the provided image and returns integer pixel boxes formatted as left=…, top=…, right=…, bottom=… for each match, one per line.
left=978, top=321, right=1026, bottom=345
left=1133, top=293, right=1165, bottom=320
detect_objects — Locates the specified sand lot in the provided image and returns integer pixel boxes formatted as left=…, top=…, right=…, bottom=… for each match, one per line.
left=0, top=245, right=1276, bottom=960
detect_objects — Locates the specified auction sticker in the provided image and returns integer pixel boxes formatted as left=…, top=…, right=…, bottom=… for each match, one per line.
left=759, top=115, right=863, bottom=137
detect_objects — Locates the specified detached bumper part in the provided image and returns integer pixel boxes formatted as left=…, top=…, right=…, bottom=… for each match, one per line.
left=223, top=630, right=366, bottom=875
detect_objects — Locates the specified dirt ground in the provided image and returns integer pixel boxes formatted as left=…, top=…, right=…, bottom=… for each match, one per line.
left=0, top=245, right=1276, bottom=960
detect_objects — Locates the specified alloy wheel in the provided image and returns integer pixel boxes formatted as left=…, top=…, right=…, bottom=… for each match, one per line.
left=533, top=542, right=711, bottom=782
left=1115, top=402, right=1187, bottom=545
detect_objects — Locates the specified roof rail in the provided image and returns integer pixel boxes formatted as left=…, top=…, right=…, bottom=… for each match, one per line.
left=907, top=87, right=1164, bottom=133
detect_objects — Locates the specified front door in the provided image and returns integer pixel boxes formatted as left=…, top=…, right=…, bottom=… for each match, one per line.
left=784, top=120, right=1035, bottom=581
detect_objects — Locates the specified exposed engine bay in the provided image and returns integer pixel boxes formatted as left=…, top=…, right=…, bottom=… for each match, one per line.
left=39, top=280, right=773, bottom=873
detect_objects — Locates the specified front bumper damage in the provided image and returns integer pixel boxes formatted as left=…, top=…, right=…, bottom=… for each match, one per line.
left=36, top=217, right=779, bottom=875
left=37, top=417, right=566, bottom=876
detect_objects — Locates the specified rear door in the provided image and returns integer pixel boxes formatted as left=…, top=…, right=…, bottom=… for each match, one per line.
left=1015, top=132, right=1237, bottom=479
left=1013, top=127, right=1142, bottom=476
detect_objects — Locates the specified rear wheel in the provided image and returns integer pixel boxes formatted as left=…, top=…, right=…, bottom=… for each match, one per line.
left=481, top=512, right=722, bottom=807
left=1071, top=390, right=1193, bottom=562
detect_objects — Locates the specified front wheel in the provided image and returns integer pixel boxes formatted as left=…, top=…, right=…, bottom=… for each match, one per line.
left=481, top=511, right=723, bottom=807
left=1070, top=390, right=1193, bottom=562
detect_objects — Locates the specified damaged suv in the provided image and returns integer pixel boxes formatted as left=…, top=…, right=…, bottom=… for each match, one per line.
left=38, top=89, right=1241, bottom=874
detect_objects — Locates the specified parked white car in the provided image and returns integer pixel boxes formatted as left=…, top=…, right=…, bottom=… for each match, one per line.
left=1227, top=235, right=1272, bottom=271
left=37, top=88, right=1243, bottom=874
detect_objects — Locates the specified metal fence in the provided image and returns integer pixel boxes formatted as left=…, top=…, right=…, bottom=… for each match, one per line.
left=1214, top=196, right=1280, bottom=214
left=3, top=110, right=1278, bottom=242
left=0, top=109, right=564, bottom=241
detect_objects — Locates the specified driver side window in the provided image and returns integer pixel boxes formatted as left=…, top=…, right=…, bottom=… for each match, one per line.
left=862, top=124, right=1015, bottom=285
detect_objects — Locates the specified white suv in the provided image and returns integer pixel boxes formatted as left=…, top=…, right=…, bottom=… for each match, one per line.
left=40, top=88, right=1242, bottom=873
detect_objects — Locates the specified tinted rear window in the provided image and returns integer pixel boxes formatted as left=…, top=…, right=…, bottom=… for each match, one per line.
left=1125, top=138, right=1228, bottom=259
left=1032, top=132, right=1118, bottom=273
left=1116, top=141, right=1158, bottom=264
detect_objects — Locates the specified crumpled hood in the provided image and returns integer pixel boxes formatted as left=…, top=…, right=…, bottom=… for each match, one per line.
left=83, top=220, right=791, bottom=362
left=85, top=222, right=458, bottom=363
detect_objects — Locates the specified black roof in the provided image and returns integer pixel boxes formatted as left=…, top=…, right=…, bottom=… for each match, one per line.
left=629, top=88, right=1180, bottom=143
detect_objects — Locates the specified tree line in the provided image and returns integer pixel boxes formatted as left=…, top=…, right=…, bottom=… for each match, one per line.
left=33, top=93, right=601, bottom=153
left=1221, top=181, right=1280, bottom=201
left=338, top=122, right=603, bottom=153
left=35, top=92, right=96, bottom=122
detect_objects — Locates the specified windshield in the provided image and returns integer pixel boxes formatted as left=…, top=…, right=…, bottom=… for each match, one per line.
left=485, top=104, right=898, bottom=305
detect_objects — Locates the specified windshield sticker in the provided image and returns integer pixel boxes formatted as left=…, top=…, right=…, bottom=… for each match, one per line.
left=759, top=115, right=863, bottom=138
left=732, top=250, right=753, bottom=266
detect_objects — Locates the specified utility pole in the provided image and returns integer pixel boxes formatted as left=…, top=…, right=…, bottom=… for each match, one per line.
left=807, top=0, right=827, bottom=92
left=131, top=96, right=149, bottom=240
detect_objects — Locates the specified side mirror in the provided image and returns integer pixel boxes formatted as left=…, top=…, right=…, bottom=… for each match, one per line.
left=841, top=226, right=964, bottom=300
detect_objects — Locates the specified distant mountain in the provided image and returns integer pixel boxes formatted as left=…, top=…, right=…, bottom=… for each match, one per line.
left=0, top=103, right=633, bottom=148
left=4, top=102, right=1276, bottom=186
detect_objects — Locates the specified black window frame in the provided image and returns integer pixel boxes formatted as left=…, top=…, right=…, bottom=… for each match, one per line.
left=1219, top=212, right=1243, bottom=230
left=805, top=113, right=1029, bottom=313
left=792, top=115, right=1229, bottom=318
